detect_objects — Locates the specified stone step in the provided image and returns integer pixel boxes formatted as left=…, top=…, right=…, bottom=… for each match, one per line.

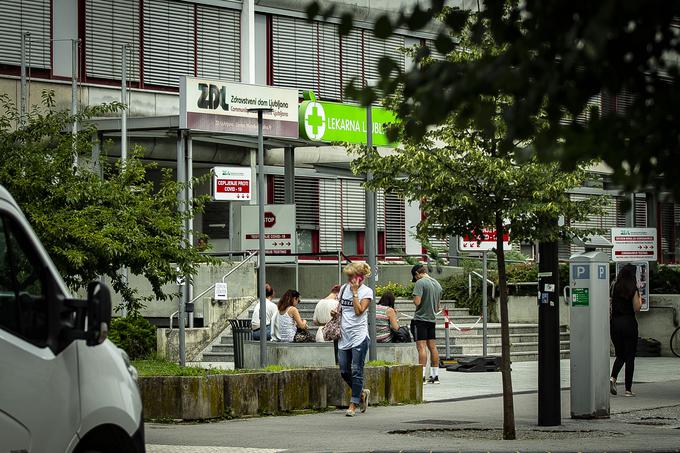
left=450, top=350, right=571, bottom=362
left=447, top=332, right=570, bottom=346
left=201, top=351, right=234, bottom=362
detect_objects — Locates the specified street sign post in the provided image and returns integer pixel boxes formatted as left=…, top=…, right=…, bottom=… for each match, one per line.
left=611, top=228, right=657, bottom=262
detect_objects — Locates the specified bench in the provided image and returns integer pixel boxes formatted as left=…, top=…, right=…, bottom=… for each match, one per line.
left=242, top=340, right=418, bottom=369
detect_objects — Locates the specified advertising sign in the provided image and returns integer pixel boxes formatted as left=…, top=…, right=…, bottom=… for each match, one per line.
left=241, top=204, right=296, bottom=263
left=298, top=91, right=398, bottom=146
left=180, top=77, right=299, bottom=139
left=611, top=227, right=657, bottom=262
left=459, top=229, right=511, bottom=252
left=212, top=166, right=252, bottom=201
left=616, top=261, right=650, bottom=312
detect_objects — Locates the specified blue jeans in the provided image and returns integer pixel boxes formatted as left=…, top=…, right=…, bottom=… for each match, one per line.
left=338, top=337, right=369, bottom=404
left=252, top=326, right=271, bottom=341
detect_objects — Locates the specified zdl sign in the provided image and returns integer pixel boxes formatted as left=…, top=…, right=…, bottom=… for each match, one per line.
left=572, top=264, right=608, bottom=280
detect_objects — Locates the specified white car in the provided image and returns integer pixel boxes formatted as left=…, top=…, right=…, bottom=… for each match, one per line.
left=0, top=186, right=144, bottom=453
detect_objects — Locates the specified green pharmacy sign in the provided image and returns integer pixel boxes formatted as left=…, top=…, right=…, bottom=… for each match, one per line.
left=299, top=91, right=398, bottom=146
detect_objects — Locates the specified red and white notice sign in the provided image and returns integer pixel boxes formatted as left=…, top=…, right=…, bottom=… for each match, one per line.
left=459, top=229, right=511, bottom=252
left=241, top=204, right=296, bottom=263
left=213, top=166, right=252, bottom=201
left=611, top=228, right=657, bottom=262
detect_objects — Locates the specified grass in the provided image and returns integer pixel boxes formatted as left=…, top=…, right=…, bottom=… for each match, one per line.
left=366, top=360, right=398, bottom=367
left=132, top=359, right=402, bottom=377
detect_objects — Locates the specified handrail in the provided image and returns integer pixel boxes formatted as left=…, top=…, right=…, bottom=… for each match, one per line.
left=468, top=271, right=496, bottom=300
left=169, top=251, right=258, bottom=330
left=190, top=251, right=259, bottom=305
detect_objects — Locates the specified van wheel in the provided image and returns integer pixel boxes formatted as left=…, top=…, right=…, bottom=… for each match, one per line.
left=75, top=425, right=135, bottom=453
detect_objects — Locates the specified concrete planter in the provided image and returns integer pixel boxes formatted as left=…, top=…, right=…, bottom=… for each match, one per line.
left=140, top=365, right=423, bottom=420
left=138, top=374, right=224, bottom=420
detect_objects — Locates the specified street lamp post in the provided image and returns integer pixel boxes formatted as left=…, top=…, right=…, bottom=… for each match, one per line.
left=366, top=103, right=378, bottom=361
left=248, top=107, right=273, bottom=368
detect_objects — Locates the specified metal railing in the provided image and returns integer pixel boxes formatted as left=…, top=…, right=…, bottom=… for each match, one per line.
left=469, top=271, right=496, bottom=300
left=169, top=251, right=258, bottom=330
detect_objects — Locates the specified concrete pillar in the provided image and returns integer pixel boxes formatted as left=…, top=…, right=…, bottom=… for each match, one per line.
left=241, top=0, right=255, bottom=84
left=284, top=146, right=295, bottom=204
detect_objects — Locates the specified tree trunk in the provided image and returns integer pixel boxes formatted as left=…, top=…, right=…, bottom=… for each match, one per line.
left=495, top=211, right=516, bottom=440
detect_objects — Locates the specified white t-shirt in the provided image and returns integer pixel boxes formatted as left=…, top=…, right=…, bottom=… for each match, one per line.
left=337, top=284, right=373, bottom=350
left=251, top=298, right=278, bottom=331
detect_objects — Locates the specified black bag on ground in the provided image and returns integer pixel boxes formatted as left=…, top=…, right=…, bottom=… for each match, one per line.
left=391, top=326, right=412, bottom=343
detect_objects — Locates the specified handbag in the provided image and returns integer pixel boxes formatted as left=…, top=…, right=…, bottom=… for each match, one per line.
left=294, top=327, right=315, bottom=343
left=322, top=284, right=346, bottom=342
left=391, top=326, right=412, bottom=343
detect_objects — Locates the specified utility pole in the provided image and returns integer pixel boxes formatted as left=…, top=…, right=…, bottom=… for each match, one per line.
left=248, top=107, right=273, bottom=368
left=71, top=39, right=79, bottom=166
left=538, top=229, right=561, bottom=426
left=19, top=31, right=30, bottom=126
left=366, top=103, right=377, bottom=361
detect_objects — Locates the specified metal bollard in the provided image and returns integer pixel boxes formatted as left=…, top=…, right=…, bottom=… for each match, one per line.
left=444, top=308, right=450, bottom=359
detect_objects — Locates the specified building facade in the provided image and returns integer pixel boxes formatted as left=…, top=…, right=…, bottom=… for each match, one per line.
left=1, top=0, right=678, bottom=262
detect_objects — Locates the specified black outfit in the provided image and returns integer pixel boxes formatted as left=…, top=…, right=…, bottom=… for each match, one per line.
left=610, top=290, right=638, bottom=392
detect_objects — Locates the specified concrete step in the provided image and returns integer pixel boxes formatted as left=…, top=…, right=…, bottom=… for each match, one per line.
left=448, top=332, right=570, bottom=346
left=201, top=351, right=234, bottom=362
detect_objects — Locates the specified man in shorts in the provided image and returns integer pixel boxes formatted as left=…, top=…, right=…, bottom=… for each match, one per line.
left=411, top=264, right=443, bottom=384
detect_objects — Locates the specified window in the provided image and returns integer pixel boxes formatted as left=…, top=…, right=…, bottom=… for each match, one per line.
left=0, top=215, right=47, bottom=346
left=202, top=201, right=229, bottom=240
left=343, top=230, right=359, bottom=256
left=85, top=0, right=140, bottom=81
left=0, top=0, right=51, bottom=70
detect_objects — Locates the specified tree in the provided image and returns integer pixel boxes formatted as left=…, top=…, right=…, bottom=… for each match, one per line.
left=348, top=26, right=606, bottom=438
left=0, top=91, right=208, bottom=314
left=307, top=0, right=680, bottom=199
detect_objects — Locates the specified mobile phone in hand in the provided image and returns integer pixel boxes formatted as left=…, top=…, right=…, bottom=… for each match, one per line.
left=356, top=275, right=364, bottom=285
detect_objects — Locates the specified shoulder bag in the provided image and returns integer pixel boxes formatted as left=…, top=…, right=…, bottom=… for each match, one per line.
left=322, top=284, right=346, bottom=341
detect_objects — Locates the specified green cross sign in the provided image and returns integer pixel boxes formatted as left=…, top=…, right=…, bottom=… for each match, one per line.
left=298, top=90, right=398, bottom=146
left=307, top=105, right=324, bottom=136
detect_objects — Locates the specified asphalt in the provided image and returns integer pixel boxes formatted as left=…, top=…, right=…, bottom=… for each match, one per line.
left=146, top=357, right=680, bottom=453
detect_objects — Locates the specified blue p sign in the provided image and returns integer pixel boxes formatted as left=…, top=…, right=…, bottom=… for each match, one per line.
left=598, top=264, right=608, bottom=280
left=572, top=264, right=590, bottom=279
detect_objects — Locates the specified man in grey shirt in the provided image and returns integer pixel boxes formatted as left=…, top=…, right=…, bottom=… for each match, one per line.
left=411, top=264, right=443, bottom=384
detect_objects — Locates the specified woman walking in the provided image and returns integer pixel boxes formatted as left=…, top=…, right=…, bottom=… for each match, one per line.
left=336, top=262, right=373, bottom=416
left=610, top=264, right=642, bottom=397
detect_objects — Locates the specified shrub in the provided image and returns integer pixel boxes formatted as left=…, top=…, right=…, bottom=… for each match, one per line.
left=649, top=265, right=680, bottom=294
left=439, top=273, right=495, bottom=318
left=109, top=315, right=157, bottom=360
left=376, top=281, right=414, bottom=298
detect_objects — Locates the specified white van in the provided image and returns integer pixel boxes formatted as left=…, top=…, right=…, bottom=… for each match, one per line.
left=0, top=186, right=144, bottom=453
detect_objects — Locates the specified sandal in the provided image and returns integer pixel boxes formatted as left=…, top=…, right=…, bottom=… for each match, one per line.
left=345, top=408, right=356, bottom=417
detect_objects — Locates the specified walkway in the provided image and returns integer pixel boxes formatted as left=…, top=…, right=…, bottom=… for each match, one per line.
left=146, top=357, right=680, bottom=452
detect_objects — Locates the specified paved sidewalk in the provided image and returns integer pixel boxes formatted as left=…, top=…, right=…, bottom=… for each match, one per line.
left=146, top=357, right=680, bottom=452
left=424, top=357, right=679, bottom=401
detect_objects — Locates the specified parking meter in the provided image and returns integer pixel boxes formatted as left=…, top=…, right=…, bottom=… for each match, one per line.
left=568, top=237, right=611, bottom=419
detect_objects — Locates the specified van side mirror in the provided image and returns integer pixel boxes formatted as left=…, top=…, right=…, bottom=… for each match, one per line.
left=86, top=281, right=112, bottom=346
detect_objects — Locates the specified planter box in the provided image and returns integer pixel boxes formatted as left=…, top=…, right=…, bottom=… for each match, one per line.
left=140, top=365, right=423, bottom=420
left=242, top=341, right=419, bottom=369
left=139, top=375, right=224, bottom=420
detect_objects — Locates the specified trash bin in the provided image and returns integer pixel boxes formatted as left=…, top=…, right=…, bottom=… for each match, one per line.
left=229, top=319, right=252, bottom=369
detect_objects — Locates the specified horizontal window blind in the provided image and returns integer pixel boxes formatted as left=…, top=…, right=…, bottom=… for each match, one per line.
left=272, top=176, right=320, bottom=228
left=319, top=178, right=342, bottom=252
left=272, top=16, right=317, bottom=95
left=385, top=193, right=406, bottom=253
left=634, top=194, right=648, bottom=228
left=196, top=4, right=240, bottom=81
left=0, top=0, right=50, bottom=69
left=365, top=33, right=405, bottom=84
left=317, top=21, right=341, bottom=101
left=143, top=0, right=194, bottom=87
left=86, top=0, right=140, bottom=81
left=340, top=28, right=363, bottom=100
left=341, top=180, right=365, bottom=230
